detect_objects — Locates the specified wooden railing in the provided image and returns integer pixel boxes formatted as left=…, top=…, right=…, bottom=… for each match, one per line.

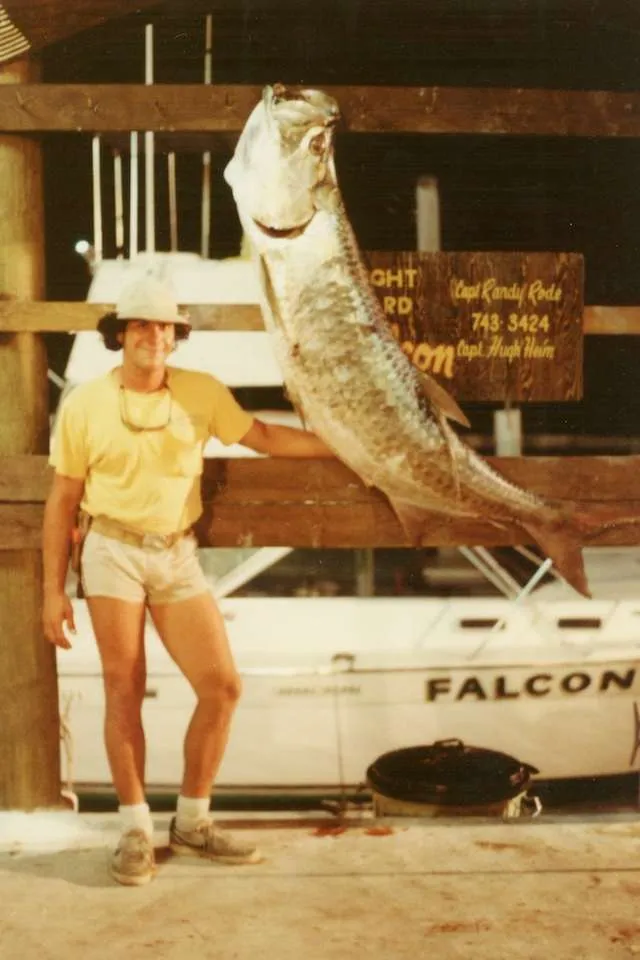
left=2, top=301, right=640, bottom=334
left=2, top=455, right=639, bottom=551
left=1, top=84, right=640, bottom=137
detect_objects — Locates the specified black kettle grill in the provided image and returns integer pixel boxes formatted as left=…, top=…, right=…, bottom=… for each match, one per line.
left=366, top=738, right=539, bottom=807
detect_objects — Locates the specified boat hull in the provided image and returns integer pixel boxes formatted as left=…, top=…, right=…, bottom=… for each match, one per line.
left=57, top=595, right=640, bottom=792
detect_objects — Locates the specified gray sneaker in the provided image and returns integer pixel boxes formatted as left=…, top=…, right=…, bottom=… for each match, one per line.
left=111, top=828, right=156, bottom=886
left=169, top=817, right=262, bottom=864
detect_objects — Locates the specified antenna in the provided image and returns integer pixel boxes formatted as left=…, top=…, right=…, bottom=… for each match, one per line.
left=201, top=13, right=213, bottom=258
left=91, top=134, right=103, bottom=266
left=144, top=22, right=155, bottom=254
left=113, top=149, right=124, bottom=258
left=129, top=131, right=139, bottom=258
left=168, top=151, right=178, bottom=252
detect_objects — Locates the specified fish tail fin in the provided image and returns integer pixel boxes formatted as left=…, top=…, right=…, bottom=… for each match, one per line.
left=521, top=515, right=590, bottom=598
left=569, top=504, right=640, bottom=541
left=534, top=504, right=640, bottom=595
left=389, top=495, right=594, bottom=598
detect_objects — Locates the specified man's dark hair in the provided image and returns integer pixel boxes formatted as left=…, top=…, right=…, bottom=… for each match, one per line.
left=97, top=313, right=191, bottom=351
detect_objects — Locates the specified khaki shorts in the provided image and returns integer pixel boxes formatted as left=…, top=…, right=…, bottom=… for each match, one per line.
left=81, top=529, right=209, bottom=604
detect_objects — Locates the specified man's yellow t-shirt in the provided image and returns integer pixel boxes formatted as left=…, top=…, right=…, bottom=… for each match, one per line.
left=50, top=367, right=254, bottom=535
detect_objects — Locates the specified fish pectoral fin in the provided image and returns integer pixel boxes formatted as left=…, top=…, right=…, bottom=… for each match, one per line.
left=257, top=255, right=308, bottom=424
left=418, top=373, right=470, bottom=429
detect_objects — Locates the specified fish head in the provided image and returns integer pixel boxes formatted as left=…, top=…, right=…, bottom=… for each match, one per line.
left=224, top=83, right=341, bottom=235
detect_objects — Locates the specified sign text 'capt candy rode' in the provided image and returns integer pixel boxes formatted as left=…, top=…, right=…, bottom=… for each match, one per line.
left=367, top=251, right=584, bottom=403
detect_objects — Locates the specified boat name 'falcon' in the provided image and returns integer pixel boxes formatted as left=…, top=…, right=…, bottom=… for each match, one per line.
left=425, top=665, right=638, bottom=702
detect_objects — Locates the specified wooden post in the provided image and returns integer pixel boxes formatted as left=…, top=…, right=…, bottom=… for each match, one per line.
left=0, top=57, right=61, bottom=810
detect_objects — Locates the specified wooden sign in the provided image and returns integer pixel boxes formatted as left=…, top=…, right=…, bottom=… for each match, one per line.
left=366, top=252, right=584, bottom=402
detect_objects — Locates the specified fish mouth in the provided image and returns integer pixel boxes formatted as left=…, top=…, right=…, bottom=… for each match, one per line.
left=251, top=216, right=314, bottom=239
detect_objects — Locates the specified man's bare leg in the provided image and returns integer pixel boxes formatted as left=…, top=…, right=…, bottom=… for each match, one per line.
left=86, top=596, right=148, bottom=804
left=87, top=596, right=157, bottom=884
left=149, top=592, right=259, bottom=863
left=149, top=591, right=241, bottom=797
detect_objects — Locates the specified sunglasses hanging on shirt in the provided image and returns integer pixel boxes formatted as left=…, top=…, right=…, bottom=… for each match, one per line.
left=118, top=384, right=173, bottom=432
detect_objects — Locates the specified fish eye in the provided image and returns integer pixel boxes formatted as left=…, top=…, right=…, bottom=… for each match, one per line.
left=308, top=133, right=326, bottom=156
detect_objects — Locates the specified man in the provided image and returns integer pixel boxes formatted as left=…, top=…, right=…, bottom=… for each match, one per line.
left=42, top=273, right=334, bottom=886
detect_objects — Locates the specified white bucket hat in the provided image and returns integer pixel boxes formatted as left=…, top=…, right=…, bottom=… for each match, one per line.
left=115, top=274, right=190, bottom=326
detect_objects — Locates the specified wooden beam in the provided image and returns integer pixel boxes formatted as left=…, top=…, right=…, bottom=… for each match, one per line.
left=0, top=300, right=638, bottom=335
left=0, top=301, right=265, bottom=332
left=3, top=455, right=639, bottom=550
left=2, top=84, right=640, bottom=136
left=582, top=306, right=640, bottom=335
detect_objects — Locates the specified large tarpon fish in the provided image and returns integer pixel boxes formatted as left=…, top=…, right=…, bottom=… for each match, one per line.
left=224, top=83, right=612, bottom=598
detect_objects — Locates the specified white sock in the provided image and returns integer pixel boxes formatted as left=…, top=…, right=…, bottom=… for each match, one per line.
left=119, top=802, right=154, bottom=840
left=175, top=795, right=210, bottom=832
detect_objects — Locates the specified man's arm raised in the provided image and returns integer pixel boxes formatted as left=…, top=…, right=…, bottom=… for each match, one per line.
left=239, top=419, right=336, bottom=458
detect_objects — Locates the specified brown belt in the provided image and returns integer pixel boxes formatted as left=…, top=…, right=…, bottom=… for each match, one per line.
left=90, top=516, right=191, bottom=550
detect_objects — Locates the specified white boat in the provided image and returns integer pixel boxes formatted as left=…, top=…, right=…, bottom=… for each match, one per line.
left=57, top=547, right=640, bottom=795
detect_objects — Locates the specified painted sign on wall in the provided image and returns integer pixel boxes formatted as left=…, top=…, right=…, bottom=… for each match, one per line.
left=367, top=251, right=584, bottom=402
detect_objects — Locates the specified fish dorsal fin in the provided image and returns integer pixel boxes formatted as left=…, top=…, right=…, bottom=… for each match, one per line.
left=418, top=372, right=470, bottom=428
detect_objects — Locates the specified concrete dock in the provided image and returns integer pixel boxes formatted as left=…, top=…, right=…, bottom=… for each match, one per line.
left=1, top=811, right=639, bottom=959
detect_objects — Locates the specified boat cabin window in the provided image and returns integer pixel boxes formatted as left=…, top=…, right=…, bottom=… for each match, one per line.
left=458, top=618, right=505, bottom=630
left=197, top=546, right=519, bottom=599
left=557, top=618, right=602, bottom=630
